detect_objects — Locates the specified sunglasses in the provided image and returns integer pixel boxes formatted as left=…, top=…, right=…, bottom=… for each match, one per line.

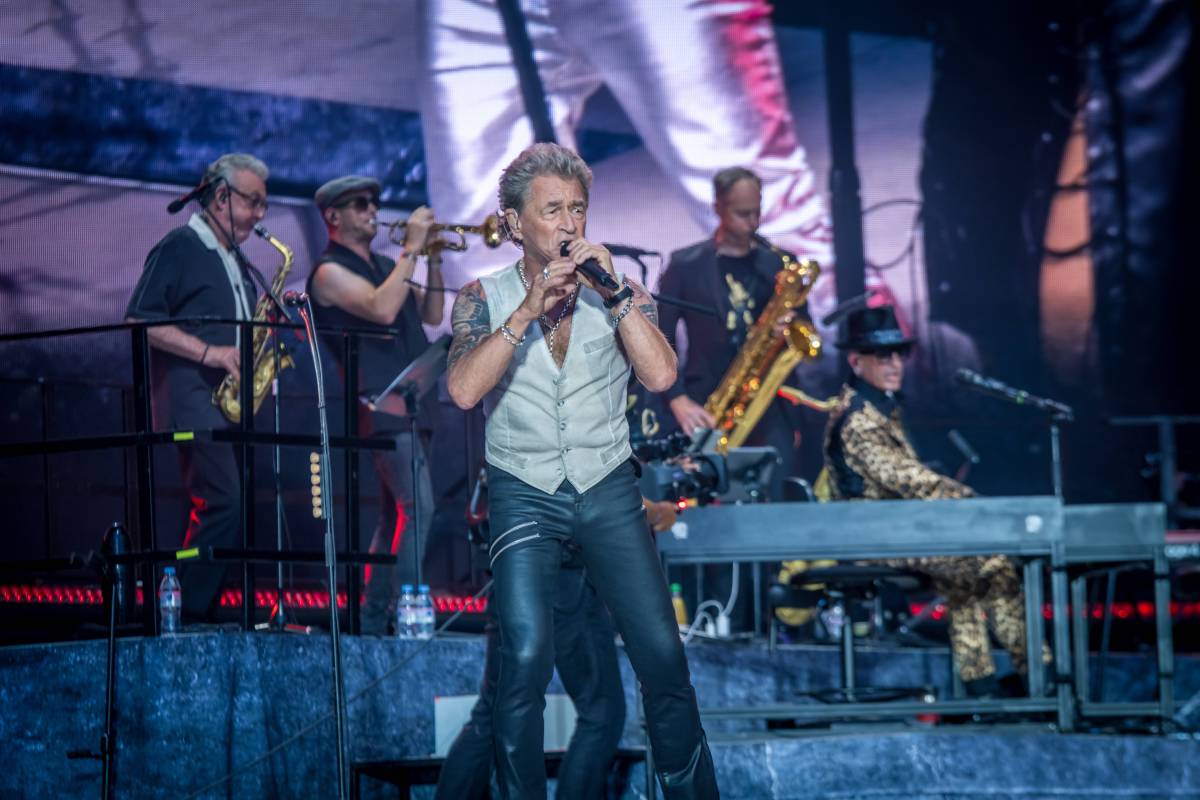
left=862, top=345, right=912, bottom=361
left=333, top=195, right=380, bottom=212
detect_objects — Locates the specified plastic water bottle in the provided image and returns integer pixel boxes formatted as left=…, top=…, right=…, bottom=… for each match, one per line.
left=397, top=584, right=417, bottom=639
left=415, top=584, right=435, bottom=640
left=821, top=601, right=846, bottom=641
left=158, top=567, right=182, bottom=635
left=670, top=583, right=689, bottom=631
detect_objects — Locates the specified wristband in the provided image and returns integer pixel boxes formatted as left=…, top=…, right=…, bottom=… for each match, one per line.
left=499, top=324, right=525, bottom=347
left=602, top=280, right=634, bottom=309
left=200, top=344, right=210, bottom=365
left=608, top=295, right=636, bottom=328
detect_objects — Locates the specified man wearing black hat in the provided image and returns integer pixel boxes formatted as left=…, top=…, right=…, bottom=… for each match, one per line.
left=307, top=175, right=443, bottom=634
left=126, top=152, right=269, bottom=621
left=824, top=305, right=1038, bottom=697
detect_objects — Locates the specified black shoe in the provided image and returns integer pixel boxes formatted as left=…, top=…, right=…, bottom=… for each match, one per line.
left=998, top=672, right=1027, bottom=698
left=963, top=674, right=999, bottom=698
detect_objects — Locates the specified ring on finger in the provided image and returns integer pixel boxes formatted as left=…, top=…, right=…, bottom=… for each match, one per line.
left=542, top=266, right=551, bottom=281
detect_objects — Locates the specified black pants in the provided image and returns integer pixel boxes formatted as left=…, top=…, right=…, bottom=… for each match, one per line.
left=362, top=430, right=434, bottom=634
left=434, top=566, right=625, bottom=800
left=485, top=462, right=718, bottom=799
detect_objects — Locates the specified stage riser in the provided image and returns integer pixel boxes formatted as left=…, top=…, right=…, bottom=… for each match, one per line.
left=0, top=635, right=1195, bottom=798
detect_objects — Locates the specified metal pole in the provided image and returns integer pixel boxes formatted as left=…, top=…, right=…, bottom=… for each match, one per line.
left=267, top=332, right=289, bottom=629
left=1158, top=420, right=1177, bottom=527
left=822, top=8, right=867, bottom=306
left=344, top=334, right=361, bottom=635
left=130, top=326, right=159, bottom=635
left=101, top=557, right=118, bottom=800
left=1050, top=420, right=1064, bottom=501
left=239, top=318, right=256, bottom=630
left=299, top=303, right=349, bottom=800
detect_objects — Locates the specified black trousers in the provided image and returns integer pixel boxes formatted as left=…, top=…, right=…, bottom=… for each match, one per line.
left=362, top=430, right=434, bottom=634
left=434, top=565, right=625, bottom=800
left=176, top=437, right=240, bottom=618
left=485, top=462, right=718, bottom=799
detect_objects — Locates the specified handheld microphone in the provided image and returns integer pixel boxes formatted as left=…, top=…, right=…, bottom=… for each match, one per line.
left=602, top=242, right=660, bottom=259
left=282, top=290, right=309, bottom=307
left=166, top=179, right=214, bottom=214
left=560, top=242, right=620, bottom=291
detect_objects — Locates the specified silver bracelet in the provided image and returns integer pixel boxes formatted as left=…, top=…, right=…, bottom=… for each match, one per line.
left=498, top=324, right=525, bottom=347
left=608, top=295, right=636, bottom=328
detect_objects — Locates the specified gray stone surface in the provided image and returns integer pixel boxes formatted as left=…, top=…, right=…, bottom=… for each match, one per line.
left=1, top=633, right=1197, bottom=798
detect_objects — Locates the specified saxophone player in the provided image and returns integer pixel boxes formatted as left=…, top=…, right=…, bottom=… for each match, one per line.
left=306, top=175, right=443, bottom=635
left=657, top=167, right=806, bottom=492
left=125, top=153, right=269, bottom=622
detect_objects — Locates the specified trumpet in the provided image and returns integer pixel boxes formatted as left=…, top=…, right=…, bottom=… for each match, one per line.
left=381, top=213, right=504, bottom=253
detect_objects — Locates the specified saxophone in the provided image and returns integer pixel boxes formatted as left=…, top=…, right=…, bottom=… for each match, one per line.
left=212, top=224, right=295, bottom=423
left=703, top=241, right=822, bottom=453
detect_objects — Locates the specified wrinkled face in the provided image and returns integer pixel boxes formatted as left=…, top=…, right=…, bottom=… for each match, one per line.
left=715, top=177, right=761, bottom=245
left=211, top=168, right=268, bottom=245
left=505, top=174, right=587, bottom=270
left=325, top=190, right=380, bottom=243
left=849, top=349, right=907, bottom=393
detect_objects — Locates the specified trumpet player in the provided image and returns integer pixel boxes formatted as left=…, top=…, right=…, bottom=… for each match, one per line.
left=307, top=175, right=443, bottom=635
left=125, top=152, right=269, bottom=622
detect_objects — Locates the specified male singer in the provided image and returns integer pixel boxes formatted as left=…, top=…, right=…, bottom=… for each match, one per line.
left=446, top=142, right=718, bottom=798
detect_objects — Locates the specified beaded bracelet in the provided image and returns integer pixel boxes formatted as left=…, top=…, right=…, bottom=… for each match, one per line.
left=608, top=295, right=635, bottom=328
left=499, top=324, right=525, bottom=347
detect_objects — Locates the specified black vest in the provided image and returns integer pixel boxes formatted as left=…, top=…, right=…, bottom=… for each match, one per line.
left=308, top=242, right=435, bottom=433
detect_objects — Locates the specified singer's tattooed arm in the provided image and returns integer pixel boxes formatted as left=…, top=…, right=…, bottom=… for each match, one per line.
left=447, top=281, right=491, bottom=373
left=447, top=280, right=535, bottom=409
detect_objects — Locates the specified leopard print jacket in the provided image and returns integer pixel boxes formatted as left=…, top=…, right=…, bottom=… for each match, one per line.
left=823, top=381, right=972, bottom=501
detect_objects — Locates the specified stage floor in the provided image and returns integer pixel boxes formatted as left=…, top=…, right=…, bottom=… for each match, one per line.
left=2, top=632, right=1198, bottom=798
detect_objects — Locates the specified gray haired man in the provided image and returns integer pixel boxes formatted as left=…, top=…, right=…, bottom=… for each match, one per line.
left=125, top=153, right=270, bottom=620
left=447, top=143, right=719, bottom=798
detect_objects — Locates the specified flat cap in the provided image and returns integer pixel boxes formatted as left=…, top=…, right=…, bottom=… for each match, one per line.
left=314, top=175, right=381, bottom=210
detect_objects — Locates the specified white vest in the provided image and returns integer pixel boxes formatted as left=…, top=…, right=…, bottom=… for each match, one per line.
left=480, top=262, right=632, bottom=495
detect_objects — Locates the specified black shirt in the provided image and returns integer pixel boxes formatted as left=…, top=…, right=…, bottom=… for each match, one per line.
left=125, top=221, right=256, bottom=429
left=718, top=251, right=772, bottom=346
left=307, top=242, right=435, bottom=433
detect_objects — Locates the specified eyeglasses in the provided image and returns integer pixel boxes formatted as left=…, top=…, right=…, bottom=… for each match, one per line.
left=333, top=195, right=380, bottom=212
left=228, top=185, right=269, bottom=213
left=863, top=345, right=912, bottom=361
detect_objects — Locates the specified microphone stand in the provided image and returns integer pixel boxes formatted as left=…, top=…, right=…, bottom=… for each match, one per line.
left=1049, top=413, right=1068, bottom=502
left=295, top=297, right=349, bottom=800
left=960, top=374, right=1073, bottom=500
left=266, top=340, right=290, bottom=630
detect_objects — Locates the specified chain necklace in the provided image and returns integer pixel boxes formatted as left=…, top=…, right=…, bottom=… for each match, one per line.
left=517, top=260, right=577, bottom=355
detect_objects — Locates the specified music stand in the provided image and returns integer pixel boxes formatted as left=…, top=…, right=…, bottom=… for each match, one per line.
left=362, top=334, right=451, bottom=586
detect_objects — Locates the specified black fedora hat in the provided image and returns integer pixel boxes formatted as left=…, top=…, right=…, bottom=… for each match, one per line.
left=836, top=305, right=916, bottom=351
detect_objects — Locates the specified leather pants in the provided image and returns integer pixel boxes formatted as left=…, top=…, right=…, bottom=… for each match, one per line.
left=434, top=563, right=625, bottom=800
left=486, top=461, right=719, bottom=799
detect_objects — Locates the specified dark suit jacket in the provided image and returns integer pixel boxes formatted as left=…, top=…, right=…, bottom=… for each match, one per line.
left=656, top=238, right=790, bottom=403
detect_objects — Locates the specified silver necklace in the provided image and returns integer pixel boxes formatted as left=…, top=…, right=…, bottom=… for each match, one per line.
left=517, top=260, right=577, bottom=355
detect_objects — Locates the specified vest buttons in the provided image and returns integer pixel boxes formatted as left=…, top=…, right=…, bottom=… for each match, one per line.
left=557, top=399, right=565, bottom=407
left=559, top=421, right=567, bottom=430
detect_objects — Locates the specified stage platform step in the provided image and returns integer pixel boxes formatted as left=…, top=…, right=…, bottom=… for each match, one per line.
left=1, top=633, right=1197, bottom=798
left=697, top=726, right=1200, bottom=800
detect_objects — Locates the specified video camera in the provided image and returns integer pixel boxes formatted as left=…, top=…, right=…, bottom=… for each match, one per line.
left=632, top=432, right=777, bottom=505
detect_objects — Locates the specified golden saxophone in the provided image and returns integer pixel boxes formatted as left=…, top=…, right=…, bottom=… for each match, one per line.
left=212, top=224, right=295, bottom=423
left=703, top=239, right=822, bottom=453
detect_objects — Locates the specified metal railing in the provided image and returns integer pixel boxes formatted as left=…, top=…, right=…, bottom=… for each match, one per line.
left=0, top=316, right=414, bottom=634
